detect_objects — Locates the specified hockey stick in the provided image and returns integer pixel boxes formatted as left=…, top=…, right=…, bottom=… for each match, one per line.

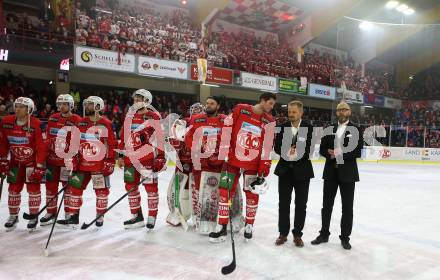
left=81, top=177, right=148, bottom=230
left=169, top=170, right=188, bottom=231
left=43, top=189, right=65, bottom=257
left=221, top=164, right=236, bottom=275
left=23, top=184, right=67, bottom=220
left=0, top=175, right=5, bottom=201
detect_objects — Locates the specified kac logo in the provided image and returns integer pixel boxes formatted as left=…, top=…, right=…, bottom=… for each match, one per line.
left=81, top=51, right=92, bottom=63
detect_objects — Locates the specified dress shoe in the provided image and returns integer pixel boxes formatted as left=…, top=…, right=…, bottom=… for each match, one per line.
left=311, top=235, right=329, bottom=245
left=341, top=239, right=352, bottom=250
left=275, top=235, right=287, bottom=246
left=293, top=236, right=304, bottom=247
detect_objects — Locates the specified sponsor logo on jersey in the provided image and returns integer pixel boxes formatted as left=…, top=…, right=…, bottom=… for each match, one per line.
left=50, top=128, right=67, bottom=137
left=195, top=118, right=206, bottom=123
left=131, top=123, right=145, bottom=131
left=23, top=127, right=35, bottom=132
left=2, top=123, right=13, bottom=129
left=7, top=136, right=30, bottom=145
left=202, top=127, right=220, bottom=136
left=240, top=109, right=251, bottom=116
left=207, top=176, right=218, bottom=187
left=80, top=133, right=99, bottom=141
left=78, top=122, right=88, bottom=127
left=65, top=121, right=75, bottom=126
left=240, top=121, right=262, bottom=136
left=49, top=117, right=59, bottom=122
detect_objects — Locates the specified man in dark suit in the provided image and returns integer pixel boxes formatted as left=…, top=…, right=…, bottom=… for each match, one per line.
left=311, top=102, right=364, bottom=250
left=274, top=101, right=314, bottom=247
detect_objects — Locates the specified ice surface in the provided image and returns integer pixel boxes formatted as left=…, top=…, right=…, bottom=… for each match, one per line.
left=1, top=162, right=439, bottom=280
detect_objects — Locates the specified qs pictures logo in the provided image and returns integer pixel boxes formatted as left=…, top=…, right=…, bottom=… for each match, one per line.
left=81, top=51, right=92, bottom=63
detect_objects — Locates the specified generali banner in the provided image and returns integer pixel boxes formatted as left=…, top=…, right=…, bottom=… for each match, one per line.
left=241, top=72, right=277, bottom=91
left=138, top=56, right=188, bottom=79
left=190, top=64, right=233, bottom=85
left=74, top=46, right=135, bottom=73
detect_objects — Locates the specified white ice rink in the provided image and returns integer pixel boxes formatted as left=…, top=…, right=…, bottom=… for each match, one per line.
left=0, top=162, right=439, bottom=280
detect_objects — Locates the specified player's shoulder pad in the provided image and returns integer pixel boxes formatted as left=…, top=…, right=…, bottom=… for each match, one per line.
left=261, top=113, right=275, bottom=124
left=191, top=113, right=207, bottom=124
left=48, top=112, right=60, bottom=122
left=1, top=115, right=15, bottom=127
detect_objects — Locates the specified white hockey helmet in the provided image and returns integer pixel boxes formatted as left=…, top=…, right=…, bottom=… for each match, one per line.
left=14, top=97, right=35, bottom=114
left=132, top=89, right=152, bottom=106
left=83, top=96, right=105, bottom=112
left=56, top=94, right=75, bottom=110
left=190, top=102, right=205, bottom=116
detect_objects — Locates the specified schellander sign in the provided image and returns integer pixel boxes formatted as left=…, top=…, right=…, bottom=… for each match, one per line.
left=74, top=46, right=135, bottom=73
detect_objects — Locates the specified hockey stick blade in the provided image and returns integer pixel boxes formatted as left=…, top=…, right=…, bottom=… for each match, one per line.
left=81, top=177, right=149, bottom=230
left=221, top=260, right=236, bottom=275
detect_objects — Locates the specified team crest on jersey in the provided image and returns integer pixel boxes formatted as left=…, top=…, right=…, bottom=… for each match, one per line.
left=10, top=145, right=34, bottom=160
left=2, top=123, right=14, bottom=129
left=79, top=141, right=101, bottom=158
left=237, top=131, right=261, bottom=150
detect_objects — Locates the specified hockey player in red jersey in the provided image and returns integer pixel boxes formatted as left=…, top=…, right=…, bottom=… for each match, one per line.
left=184, top=96, right=226, bottom=231
left=118, top=89, right=166, bottom=230
left=57, top=96, right=117, bottom=228
left=0, top=97, right=47, bottom=231
left=40, top=94, right=81, bottom=226
left=209, top=92, right=276, bottom=242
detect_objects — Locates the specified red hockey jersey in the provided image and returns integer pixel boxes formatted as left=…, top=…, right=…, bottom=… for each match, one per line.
left=0, top=115, right=46, bottom=166
left=118, top=110, right=165, bottom=166
left=223, top=104, right=275, bottom=176
left=77, top=116, right=117, bottom=172
left=46, top=113, right=82, bottom=167
left=185, top=113, right=226, bottom=169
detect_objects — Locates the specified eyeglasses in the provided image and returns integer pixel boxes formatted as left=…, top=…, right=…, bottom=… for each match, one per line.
left=336, top=108, right=350, bottom=112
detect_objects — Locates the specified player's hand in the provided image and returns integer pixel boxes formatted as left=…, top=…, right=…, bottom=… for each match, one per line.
left=0, top=159, right=10, bottom=175
left=29, top=166, right=45, bottom=182
left=333, top=148, right=343, bottom=157
left=102, top=160, right=115, bottom=176
left=153, top=158, right=166, bottom=172
left=328, top=149, right=335, bottom=159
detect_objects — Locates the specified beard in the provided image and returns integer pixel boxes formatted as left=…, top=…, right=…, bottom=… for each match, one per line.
left=338, top=115, right=348, bottom=123
left=205, top=108, right=216, bottom=115
left=85, top=110, right=95, bottom=116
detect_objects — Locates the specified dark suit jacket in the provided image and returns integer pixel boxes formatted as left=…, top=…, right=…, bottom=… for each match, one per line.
left=274, top=120, right=314, bottom=180
left=319, top=122, right=363, bottom=183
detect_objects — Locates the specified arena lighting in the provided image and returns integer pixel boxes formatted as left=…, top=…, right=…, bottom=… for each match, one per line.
left=359, top=21, right=373, bottom=30
left=363, top=105, right=373, bottom=109
left=139, top=73, right=164, bottom=79
left=181, top=0, right=187, bottom=5
left=396, top=4, right=408, bottom=12
left=203, top=83, right=220, bottom=87
left=403, top=8, right=415, bottom=15
left=385, top=1, right=399, bottom=9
